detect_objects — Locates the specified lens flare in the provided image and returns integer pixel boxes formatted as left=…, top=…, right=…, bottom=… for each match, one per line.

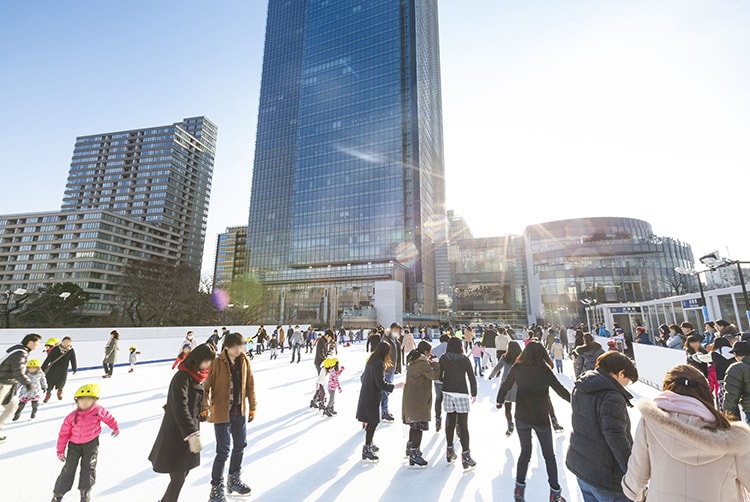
left=212, top=288, right=230, bottom=312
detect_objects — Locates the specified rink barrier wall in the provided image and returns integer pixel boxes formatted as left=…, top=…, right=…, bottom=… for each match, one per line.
left=0, top=325, right=309, bottom=372
left=593, top=335, right=686, bottom=389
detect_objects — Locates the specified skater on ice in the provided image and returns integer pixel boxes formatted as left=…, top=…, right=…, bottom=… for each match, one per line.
left=401, top=340, right=440, bottom=467
left=128, top=346, right=141, bottom=373
left=172, top=344, right=192, bottom=370
left=12, top=358, right=47, bottom=421
left=439, top=337, right=477, bottom=470
left=102, top=330, right=119, bottom=379
left=42, top=336, right=78, bottom=402
left=52, top=383, right=119, bottom=502
left=0, top=333, right=42, bottom=441
left=323, top=356, right=344, bottom=417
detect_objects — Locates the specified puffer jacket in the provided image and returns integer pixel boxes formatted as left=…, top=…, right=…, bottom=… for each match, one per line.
left=574, top=342, right=604, bottom=375
left=566, top=369, right=633, bottom=492
left=622, top=399, right=750, bottom=502
left=17, top=371, right=47, bottom=401
left=56, top=404, right=119, bottom=454
left=724, top=358, right=750, bottom=415
left=0, top=344, right=32, bottom=389
left=439, top=352, right=477, bottom=396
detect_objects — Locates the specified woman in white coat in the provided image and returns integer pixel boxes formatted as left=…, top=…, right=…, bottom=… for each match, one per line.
left=622, top=364, right=750, bottom=502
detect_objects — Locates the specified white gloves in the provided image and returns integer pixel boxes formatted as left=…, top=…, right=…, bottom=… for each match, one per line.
left=187, top=433, right=202, bottom=454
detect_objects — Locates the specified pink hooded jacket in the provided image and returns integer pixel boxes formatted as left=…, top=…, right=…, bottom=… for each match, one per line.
left=56, top=404, right=119, bottom=454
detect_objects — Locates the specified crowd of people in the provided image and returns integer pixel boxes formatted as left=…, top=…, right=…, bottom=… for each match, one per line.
left=3, top=318, right=750, bottom=501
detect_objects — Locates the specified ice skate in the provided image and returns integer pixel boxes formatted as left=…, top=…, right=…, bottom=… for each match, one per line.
left=80, top=489, right=91, bottom=502
left=514, top=483, right=526, bottom=501
left=549, top=488, right=566, bottom=502
left=461, top=450, right=476, bottom=471
left=44, top=392, right=51, bottom=404
left=227, top=471, right=251, bottom=496
left=381, top=411, right=394, bottom=422
left=408, top=448, right=428, bottom=468
left=209, top=480, right=227, bottom=502
left=446, top=445, right=457, bottom=464
left=51, top=495, right=63, bottom=502
left=362, top=444, right=379, bottom=462
left=323, top=407, right=334, bottom=417
left=57, top=389, right=63, bottom=400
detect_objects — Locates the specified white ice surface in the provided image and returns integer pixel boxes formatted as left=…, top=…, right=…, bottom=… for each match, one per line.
left=0, top=344, right=658, bottom=501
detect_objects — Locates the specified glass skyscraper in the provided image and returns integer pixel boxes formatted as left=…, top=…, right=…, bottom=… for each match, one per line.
left=247, top=0, right=446, bottom=321
left=63, top=117, right=217, bottom=270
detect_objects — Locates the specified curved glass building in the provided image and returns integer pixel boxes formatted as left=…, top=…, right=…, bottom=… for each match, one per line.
left=524, top=217, right=695, bottom=324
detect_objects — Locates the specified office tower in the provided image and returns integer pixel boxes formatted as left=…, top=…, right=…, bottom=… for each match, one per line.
left=213, top=226, right=248, bottom=289
left=246, top=0, right=446, bottom=322
left=62, top=117, right=217, bottom=270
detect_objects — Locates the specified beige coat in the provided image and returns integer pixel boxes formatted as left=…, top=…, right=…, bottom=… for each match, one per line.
left=202, top=350, right=256, bottom=424
left=622, top=399, right=750, bottom=502
left=401, top=332, right=417, bottom=355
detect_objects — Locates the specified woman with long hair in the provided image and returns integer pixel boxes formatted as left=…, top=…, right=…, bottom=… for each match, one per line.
left=439, top=337, right=478, bottom=470
left=489, top=340, right=523, bottom=436
left=356, top=342, right=404, bottom=461
left=149, top=344, right=216, bottom=502
left=657, top=324, right=670, bottom=347
left=496, top=341, right=571, bottom=502
left=401, top=341, right=440, bottom=467
left=685, top=334, right=709, bottom=378
left=622, top=364, right=750, bottom=501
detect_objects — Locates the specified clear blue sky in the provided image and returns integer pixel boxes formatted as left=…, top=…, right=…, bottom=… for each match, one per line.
left=2, top=0, right=749, bottom=275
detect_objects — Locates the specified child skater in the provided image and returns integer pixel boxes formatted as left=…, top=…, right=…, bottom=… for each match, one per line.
left=470, top=341, right=486, bottom=377
left=172, top=344, right=192, bottom=370
left=128, top=346, right=141, bottom=373
left=52, top=384, right=119, bottom=502
left=245, top=336, right=255, bottom=360
left=323, top=357, right=344, bottom=417
left=12, top=359, right=47, bottom=421
left=269, top=333, right=279, bottom=360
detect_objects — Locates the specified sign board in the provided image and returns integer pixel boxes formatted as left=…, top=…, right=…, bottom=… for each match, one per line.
left=610, top=306, right=641, bottom=314
left=681, top=298, right=703, bottom=309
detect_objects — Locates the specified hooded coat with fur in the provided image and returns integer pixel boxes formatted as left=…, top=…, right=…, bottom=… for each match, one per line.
left=622, top=398, right=750, bottom=502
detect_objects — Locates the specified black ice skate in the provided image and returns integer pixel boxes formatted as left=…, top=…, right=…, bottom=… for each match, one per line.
left=549, top=488, right=566, bottom=502
left=209, top=480, right=227, bottom=502
left=446, top=445, right=457, bottom=464
left=227, top=471, right=251, bottom=496
left=80, top=489, right=91, bottom=502
left=362, top=444, right=379, bottom=462
left=381, top=411, right=394, bottom=422
left=461, top=450, right=476, bottom=471
left=514, top=482, right=526, bottom=501
left=323, top=407, right=334, bottom=418
left=408, top=448, right=428, bottom=468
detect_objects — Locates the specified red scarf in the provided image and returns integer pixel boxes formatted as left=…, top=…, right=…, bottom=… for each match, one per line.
left=178, top=361, right=209, bottom=383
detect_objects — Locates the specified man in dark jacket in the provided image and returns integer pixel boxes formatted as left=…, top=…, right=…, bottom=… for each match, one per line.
left=566, top=351, right=638, bottom=501
left=724, top=341, right=750, bottom=423
left=0, top=333, right=42, bottom=440
left=42, top=336, right=77, bottom=402
left=314, top=330, right=333, bottom=376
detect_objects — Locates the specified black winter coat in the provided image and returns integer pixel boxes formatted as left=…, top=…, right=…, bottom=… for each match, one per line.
left=356, top=359, right=394, bottom=424
left=566, top=369, right=633, bottom=492
left=42, top=346, right=77, bottom=387
left=575, top=342, right=605, bottom=376
left=314, top=337, right=330, bottom=366
left=439, top=353, right=477, bottom=396
left=149, top=370, right=204, bottom=473
left=366, top=334, right=381, bottom=352
left=497, top=364, right=570, bottom=426
left=0, top=344, right=32, bottom=388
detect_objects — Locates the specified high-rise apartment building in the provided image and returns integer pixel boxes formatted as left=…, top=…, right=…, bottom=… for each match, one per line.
left=213, top=226, right=248, bottom=289
left=247, top=0, right=446, bottom=323
left=63, top=116, right=217, bottom=270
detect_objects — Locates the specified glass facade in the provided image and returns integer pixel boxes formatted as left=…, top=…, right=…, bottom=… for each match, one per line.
left=213, top=226, right=248, bottom=289
left=247, top=0, right=446, bottom=317
left=524, top=217, right=696, bottom=323
left=62, top=117, right=217, bottom=271
left=450, top=236, right=529, bottom=325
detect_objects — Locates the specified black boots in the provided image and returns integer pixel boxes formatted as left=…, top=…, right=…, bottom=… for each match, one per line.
left=446, top=445, right=457, bottom=464
left=549, top=488, right=566, bottom=502
left=461, top=450, right=476, bottom=470
left=227, top=471, right=251, bottom=496
left=209, top=481, right=227, bottom=502
left=514, top=483, right=526, bottom=501
left=362, top=444, right=379, bottom=462
left=408, top=448, right=428, bottom=467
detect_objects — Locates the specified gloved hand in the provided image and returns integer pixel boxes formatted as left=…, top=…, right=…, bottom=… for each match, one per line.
left=57, top=452, right=66, bottom=462
left=111, top=430, right=120, bottom=438
left=199, top=410, right=208, bottom=422
left=187, top=433, right=202, bottom=454
left=248, top=410, right=255, bottom=423
left=496, top=402, right=503, bottom=409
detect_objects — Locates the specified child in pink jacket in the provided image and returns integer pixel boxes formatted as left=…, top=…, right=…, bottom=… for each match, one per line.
left=324, top=357, right=345, bottom=417
left=52, top=383, right=119, bottom=502
left=471, top=342, right=486, bottom=377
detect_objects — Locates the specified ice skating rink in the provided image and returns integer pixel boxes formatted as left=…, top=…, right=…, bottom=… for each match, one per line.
left=0, top=344, right=657, bottom=501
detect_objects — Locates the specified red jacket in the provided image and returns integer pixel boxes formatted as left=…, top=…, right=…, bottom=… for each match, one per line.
left=56, top=404, right=119, bottom=454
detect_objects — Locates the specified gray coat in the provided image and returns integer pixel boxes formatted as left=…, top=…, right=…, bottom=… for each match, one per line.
left=103, top=336, right=119, bottom=364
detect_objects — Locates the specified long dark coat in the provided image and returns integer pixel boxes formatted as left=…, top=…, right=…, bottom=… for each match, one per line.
left=42, top=346, right=77, bottom=388
left=149, top=370, right=204, bottom=473
left=402, top=357, right=440, bottom=424
left=356, top=359, right=394, bottom=424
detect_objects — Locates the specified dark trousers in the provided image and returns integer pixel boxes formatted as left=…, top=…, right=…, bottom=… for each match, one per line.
left=446, top=412, right=470, bottom=451
left=291, top=344, right=301, bottom=362
left=161, top=471, right=189, bottom=502
left=212, top=414, right=247, bottom=485
left=54, top=438, right=99, bottom=494
left=103, top=363, right=114, bottom=376
left=516, top=422, right=560, bottom=491
left=364, top=422, right=377, bottom=445
left=408, top=428, right=424, bottom=449
left=13, top=400, right=38, bottom=419
left=434, top=382, right=444, bottom=420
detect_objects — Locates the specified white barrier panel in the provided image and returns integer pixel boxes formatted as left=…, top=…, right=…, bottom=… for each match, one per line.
left=0, top=325, right=310, bottom=372
left=632, top=343, right=686, bottom=389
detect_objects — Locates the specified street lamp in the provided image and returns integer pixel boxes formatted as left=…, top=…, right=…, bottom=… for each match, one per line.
left=695, top=254, right=750, bottom=326
left=674, top=267, right=709, bottom=323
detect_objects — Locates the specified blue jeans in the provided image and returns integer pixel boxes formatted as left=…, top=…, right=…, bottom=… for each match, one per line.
left=212, top=414, right=247, bottom=485
left=578, top=478, right=632, bottom=502
left=555, top=359, right=563, bottom=372
left=380, top=372, right=394, bottom=413
left=473, top=356, right=483, bottom=376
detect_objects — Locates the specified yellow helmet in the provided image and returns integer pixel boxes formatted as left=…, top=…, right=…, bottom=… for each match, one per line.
left=45, top=338, right=59, bottom=347
left=26, top=359, right=42, bottom=369
left=74, top=384, right=101, bottom=400
left=323, top=357, right=339, bottom=369
left=129, top=346, right=137, bottom=351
